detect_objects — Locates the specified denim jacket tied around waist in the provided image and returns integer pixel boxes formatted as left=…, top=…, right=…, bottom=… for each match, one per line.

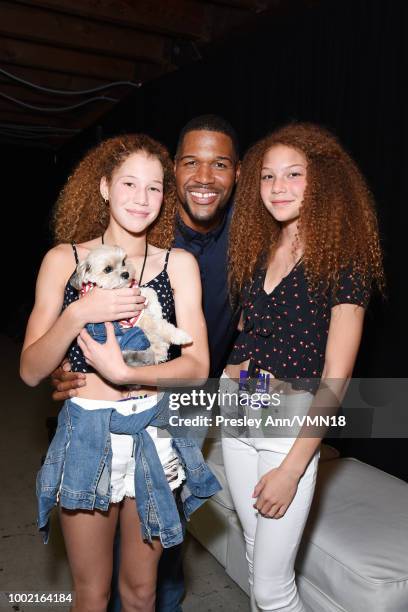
left=37, top=393, right=221, bottom=548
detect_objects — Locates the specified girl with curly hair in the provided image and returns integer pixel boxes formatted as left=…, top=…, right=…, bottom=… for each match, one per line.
left=20, top=134, right=213, bottom=612
left=222, top=122, right=384, bottom=611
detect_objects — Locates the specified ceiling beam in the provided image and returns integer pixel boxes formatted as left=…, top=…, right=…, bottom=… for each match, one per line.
left=0, top=81, right=124, bottom=109
left=0, top=62, right=164, bottom=94
left=0, top=103, right=114, bottom=142
left=0, top=128, right=68, bottom=140
left=0, top=2, right=171, bottom=63
left=0, top=37, right=152, bottom=81
left=0, top=63, right=116, bottom=90
left=202, top=0, right=263, bottom=9
left=0, top=109, right=85, bottom=128
left=0, top=132, right=67, bottom=149
left=0, top=102, right=117, bottom=144
left=14, top=0, right=209, bottom=41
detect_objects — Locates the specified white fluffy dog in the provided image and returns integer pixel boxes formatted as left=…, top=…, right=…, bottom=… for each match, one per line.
left=71, top=244, right=192, bottom=365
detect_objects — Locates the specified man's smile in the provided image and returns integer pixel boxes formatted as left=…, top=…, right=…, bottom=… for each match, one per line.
left=188, top=189, right=220, bottom=205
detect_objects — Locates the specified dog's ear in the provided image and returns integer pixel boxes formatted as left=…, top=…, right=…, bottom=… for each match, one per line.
left=71, top=259, right=91, bottom=290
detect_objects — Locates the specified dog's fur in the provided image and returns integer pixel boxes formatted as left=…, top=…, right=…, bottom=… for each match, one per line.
left=71, top=245, right=192, bottom=366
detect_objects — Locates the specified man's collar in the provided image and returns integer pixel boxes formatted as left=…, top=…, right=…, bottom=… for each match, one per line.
left=176, top=204, right=231, bottom=243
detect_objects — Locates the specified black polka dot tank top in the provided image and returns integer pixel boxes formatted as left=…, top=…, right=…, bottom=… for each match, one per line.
left=62, top=244, right=178, bottom=373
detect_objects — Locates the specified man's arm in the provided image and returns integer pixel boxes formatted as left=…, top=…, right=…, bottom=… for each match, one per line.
left=50, top=360, right=86, bottom=401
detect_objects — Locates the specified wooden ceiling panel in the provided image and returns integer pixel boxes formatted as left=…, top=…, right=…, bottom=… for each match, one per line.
left=0, top=2, right=170, bottom=63
left=0, top=108, right=84, bottom=127
left=0, top=0, right=287, bottom=148
left=0, top=63, right=121, bottom=90
left=15, top=0, right=209, bottom=41
left=203, top=0, right=263, bottom=9
left=0, top=81, right=125, bottom=110
left=0, top=37, right=143, bottom=80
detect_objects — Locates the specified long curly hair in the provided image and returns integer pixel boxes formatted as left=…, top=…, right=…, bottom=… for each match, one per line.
left=53, top=134, right=178, bottom=248
left=228, top=122, right=385, bottom=300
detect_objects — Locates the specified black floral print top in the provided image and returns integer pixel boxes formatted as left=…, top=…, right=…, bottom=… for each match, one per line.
left=228, top=261, right=370, bottom=392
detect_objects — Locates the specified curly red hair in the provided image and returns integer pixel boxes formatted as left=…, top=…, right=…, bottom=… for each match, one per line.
left=53, top=134, right=177, bottom=248
left=228, top=122, right=385, bottom=300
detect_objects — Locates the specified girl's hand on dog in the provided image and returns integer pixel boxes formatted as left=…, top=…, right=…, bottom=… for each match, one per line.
left=252, top=465, right=300, bottom=519
left=77, top=323, right=129, bottom=385
left=74, top=286, right=146, bottom=326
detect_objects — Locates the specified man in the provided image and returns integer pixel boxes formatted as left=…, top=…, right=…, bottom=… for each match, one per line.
left=172, top=115, right=240, bottom=378
left=51, top=115, right=241, bottom=611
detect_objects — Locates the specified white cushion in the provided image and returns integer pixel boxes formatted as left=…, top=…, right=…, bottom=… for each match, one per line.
left=201, top=441, right=408, bottom=610
left=296, top=458, right=408, bottom=612
left=202, top=438, right=236, bottom=510
left=297, top=574, right=346, bottom=612
left=187, top=499, right=233, bottom=568
left=202, top=437, right=223, bottom=465
left=226, top=512, right=251, bottom=595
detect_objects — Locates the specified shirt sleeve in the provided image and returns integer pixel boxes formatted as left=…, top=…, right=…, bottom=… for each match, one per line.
left=329, top=267, right=370, bottom=308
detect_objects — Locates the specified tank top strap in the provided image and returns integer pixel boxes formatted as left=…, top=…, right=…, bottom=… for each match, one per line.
left=71, top=243, right=79, bottom=265
left=163, top=248, right=171, bottom=271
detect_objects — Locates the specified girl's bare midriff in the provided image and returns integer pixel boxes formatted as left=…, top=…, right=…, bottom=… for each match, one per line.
left=76, top=373, right=157, bottom=401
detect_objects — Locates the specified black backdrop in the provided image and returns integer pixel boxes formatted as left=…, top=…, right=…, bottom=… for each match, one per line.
left=4, top=0, right=406, bottom=477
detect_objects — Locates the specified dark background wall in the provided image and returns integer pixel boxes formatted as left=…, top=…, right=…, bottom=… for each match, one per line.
left=2, top=145, right=56, bottom=336
left=6, top=0, right=406, bottom=477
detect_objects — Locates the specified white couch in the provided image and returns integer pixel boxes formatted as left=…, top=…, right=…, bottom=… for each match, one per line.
left=188, top=439, right=408, bottom=611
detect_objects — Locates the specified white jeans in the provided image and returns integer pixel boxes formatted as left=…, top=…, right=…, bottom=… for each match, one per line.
left=220, top=373, right=319, bottom=611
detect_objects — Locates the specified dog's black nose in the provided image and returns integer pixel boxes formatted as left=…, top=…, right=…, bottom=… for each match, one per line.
left=121, top=272, right=129, bottom=279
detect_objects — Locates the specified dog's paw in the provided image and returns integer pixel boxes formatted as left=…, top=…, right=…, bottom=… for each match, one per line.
left=170, top=328, right=192, bottom=345
left=122, top=348, right=155, bottom=367
left=148, top=341, right=170, bottom=364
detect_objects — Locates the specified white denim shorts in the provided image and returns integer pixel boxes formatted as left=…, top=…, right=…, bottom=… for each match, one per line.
left=72, top=395, right=185, bottom=503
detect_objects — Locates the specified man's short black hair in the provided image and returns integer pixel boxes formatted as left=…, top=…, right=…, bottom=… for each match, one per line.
left=175, top=114, right=239, bottom=161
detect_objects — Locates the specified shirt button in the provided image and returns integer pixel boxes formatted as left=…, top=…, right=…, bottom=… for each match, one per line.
left=132, top=404, right=137, bottom=412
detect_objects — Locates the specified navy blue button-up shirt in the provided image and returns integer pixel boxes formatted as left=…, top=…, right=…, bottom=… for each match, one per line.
left=173, top=205, right=239, bottom=378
